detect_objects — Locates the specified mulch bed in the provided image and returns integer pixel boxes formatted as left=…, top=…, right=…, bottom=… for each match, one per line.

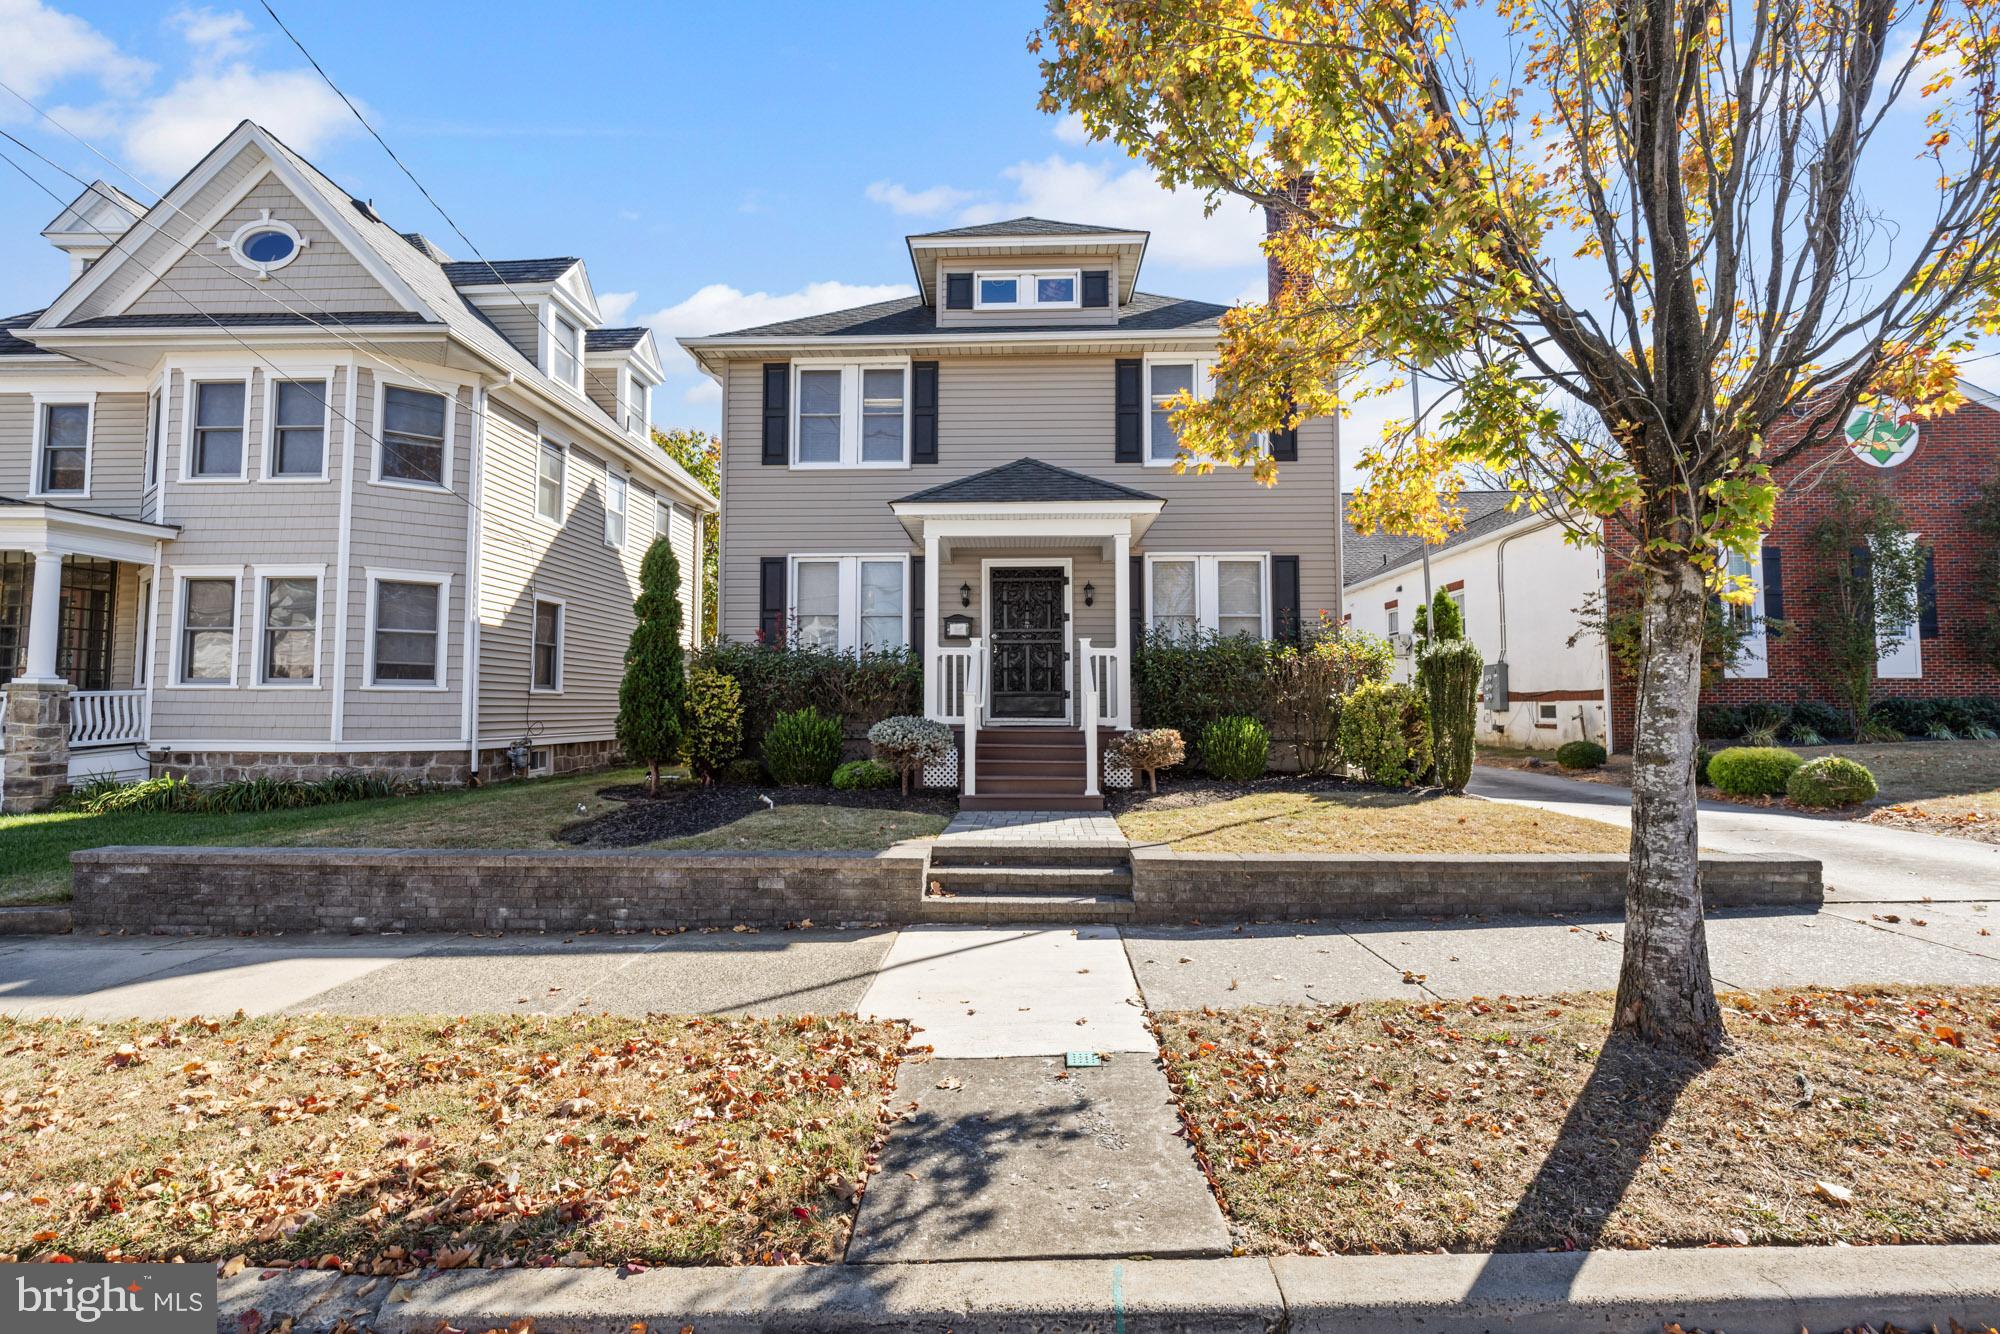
left=558, top=782, right=955, bottom=847
left=1109, top=774, right=1444, bottom=815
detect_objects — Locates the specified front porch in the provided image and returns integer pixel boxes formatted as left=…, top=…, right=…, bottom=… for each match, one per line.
left=894, top=459, right=1160, bottom=810
left=1, top=502, right=174, bottom=809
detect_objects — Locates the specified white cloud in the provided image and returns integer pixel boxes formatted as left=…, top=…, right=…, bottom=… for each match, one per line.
left=170, top=6, right=256, bottom=63
left=596, top=290, right=638, bottom=323
left=0, top=0, right=152, bottom=110
left=1051, top=112, right=1093, bottom=145
left=960, top=154, right=1263, bottom=270
left=118, top=64, right=358, bottom=181
left=683, top=379, right=721, bottom=406
left=865, top=179, right=974, bottom=217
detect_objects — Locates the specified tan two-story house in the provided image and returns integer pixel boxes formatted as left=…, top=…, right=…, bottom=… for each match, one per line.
left=681, top=218, right=1340, bottom=809
left=0, top=121, right=713, bottom=810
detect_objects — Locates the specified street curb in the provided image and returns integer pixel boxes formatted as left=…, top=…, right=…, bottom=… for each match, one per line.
left=216, top=1245, right=2000, bottom=1333
left=0, top=904, right=72, bottom=934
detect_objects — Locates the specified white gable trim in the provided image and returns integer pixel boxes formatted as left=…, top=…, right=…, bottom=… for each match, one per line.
left=38, top=124, right=433, bottom=329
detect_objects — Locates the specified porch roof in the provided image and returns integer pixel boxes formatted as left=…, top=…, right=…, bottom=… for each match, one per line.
left=893, top=458, right=1161, bottom=506
left=0, top=497, right=177, bottom=563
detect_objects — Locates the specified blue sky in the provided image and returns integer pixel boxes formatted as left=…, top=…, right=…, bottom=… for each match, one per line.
left=0, top=1, right=1293, bottom=442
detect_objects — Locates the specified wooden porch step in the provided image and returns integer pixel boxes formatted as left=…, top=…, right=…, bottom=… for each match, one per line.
left=977, top=757, right=1087, bottom=778
left=956, top=794, right=1105, bottom=812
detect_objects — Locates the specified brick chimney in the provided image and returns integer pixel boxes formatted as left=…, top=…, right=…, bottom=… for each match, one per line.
left=1263, top=176, right=1314, bottom=303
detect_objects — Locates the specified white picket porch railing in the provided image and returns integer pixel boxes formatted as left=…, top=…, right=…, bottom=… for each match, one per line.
left=961, top=638, right=985, bottom=797
left=1084, top=643, right=1125, bottom=729
left=70, top=689, right=146, bottom=747
left=931, top=644, right=975, bottom=723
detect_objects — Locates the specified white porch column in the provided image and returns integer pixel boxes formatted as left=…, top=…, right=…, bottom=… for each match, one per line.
left=1113, top=528, right=1132, bottom=728
left=18, top=549, right=67, bottom=684
left=923, top=529, right=941, bottom=718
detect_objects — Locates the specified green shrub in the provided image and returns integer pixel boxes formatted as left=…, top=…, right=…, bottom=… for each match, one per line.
left=719, top=757, right=764, bottom=786
left=1338, top=680, right=1432, bottom=787
left=1265, top=620, right=1394, bottom=773
left=1109, top=727, right=1185, bottom=792
left=1697, top=704, right=1747, bottom=740
left=1695, top=746, right=1713, bottom=786
left=1425, top=585, right=1464, bottom=641
left=1201, top=715, right=1271, bottom=780
left=681, top=665, right=744, bottom=784
left=1787, top=697, right=1849, bottom=741
left=867, top=715, right=954, bottom=794
left=1858, top=716, right=1906, bottom=743
left=1741, top=701, right=1788, bottom=734
left=1132, top=629, right=1270, bottom=766
left=66, top=771, right=404, bottom=816
left=1786, top=755, right=1879, bottom=808
left=1417, top=638, right=1482, bottom=791
left=693, top=640, right=920, bottom=751
left=618, top=539, right=688, bottom=794
left=831, top=759, right=898, bottom=790
left=1556, top=740, right=1607, bottom=770
left=1706, top=746, right=1805, bottom=797
left=762, top=707, right=844, bottom=786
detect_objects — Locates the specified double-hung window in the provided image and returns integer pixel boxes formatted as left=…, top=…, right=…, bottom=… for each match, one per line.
left=550, top=313, right=582, bottom=387
left=145, top=388, right=163, bottom=487
left=1722, top=544, right=1768, bottom=679
left=1147, top=554, right=1269, bottom=640
left=177, top=574, right=239, bottom=684
left=532, top=599, right=563, bottom=691
left=604, top=470, right=629, bottom=548
left=379, top=384, right=448, bottom=487
left=537, top=438, right=567, bottom=522
left=625, top=374, right=649, bottom=434
left=258, top=571, right=320, bottom=684
left=789, top=555, right=907, bottom=654
left=1143, top=356, right=1258, bottom=466
left=972, top=269, right=1080, bottom=310
left=792, top=362, right=909, bottom=467
left=34, top=401, right=90, bottom=495
left=269, top=379, right=328, bottom=478
left=189, top=381, right=247, bottom=478
left=367, top=573, right=449, bottom=687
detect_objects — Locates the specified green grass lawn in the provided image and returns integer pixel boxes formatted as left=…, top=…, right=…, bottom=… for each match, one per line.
left=0, top=769, right=640, bottom=907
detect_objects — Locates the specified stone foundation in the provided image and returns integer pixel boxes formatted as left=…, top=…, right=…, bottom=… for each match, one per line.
left=474, top=737, right=625, bottom=781
left=3, top=681, right=71, bottom=812
left=149, top=738, right=625, bottom=787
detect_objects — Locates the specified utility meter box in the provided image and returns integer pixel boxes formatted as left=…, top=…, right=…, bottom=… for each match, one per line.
left=1482, top=661, right=1509, bottom=711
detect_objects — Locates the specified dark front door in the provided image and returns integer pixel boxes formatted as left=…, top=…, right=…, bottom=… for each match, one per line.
left=988, top=565, right=1068, bottom=719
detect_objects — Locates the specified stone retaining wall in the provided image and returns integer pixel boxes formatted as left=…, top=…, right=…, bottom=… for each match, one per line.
left=1127, top=848, right=1821, bottom=919
left=72, top=846, right=927, bottom=935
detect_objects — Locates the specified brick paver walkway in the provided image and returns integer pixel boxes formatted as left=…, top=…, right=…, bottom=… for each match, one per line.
left=937, top=809, right=1129, bottom=847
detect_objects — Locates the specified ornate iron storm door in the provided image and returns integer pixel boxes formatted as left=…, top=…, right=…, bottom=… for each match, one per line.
left=987, top=565, right=1068, bottom=720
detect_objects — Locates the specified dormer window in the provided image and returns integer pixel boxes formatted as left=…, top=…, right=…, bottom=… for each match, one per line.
left=973, top=269, right=1080, bottom=311
left=550, top=313, right=582, bottom=388
left=624, top=374, right=650, bottom=435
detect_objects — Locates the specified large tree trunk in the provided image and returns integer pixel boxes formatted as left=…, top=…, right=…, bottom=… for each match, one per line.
left=1614, top=556, right=1725, bottom=1058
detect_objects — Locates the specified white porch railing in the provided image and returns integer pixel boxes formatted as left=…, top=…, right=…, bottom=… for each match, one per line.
left=1083, top=643, right=1125, bottom=730
left=1078, top=638, right=1101, bottom=797
left=70, top=689, right=145, bottom=747
left=961, top=638, right=985, bottom=797
left=931, top=644, right=975, bottom=723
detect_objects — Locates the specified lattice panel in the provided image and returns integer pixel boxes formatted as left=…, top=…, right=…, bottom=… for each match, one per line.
left=922, top=743, right=960, bottom=791
left=1102, top=751, right=1134, bottom=789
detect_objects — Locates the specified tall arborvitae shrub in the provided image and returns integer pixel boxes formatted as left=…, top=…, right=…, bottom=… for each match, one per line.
left=1417, top=639, right=1483, bottom=791
left=617, top=539, right=687, bottom=795
left=1427, top=585, right=1465, bottom=641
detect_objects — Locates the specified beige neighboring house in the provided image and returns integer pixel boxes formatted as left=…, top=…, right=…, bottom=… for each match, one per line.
left=681, top=216, right=1341, bottom=810
left=0, top=121, right=713, bottom=811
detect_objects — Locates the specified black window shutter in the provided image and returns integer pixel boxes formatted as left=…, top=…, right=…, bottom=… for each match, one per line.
left=759, top=557, right=786, bottom=646
left=1760, top=546, right=1784, bottom=626
left=945, top=272, right=973, bottom=310
left=761, top=364, right=788, bottom=465
left=911, top=361, right=939, bottom=464
left=1082, top=270, right=1110, bottom=308
left=1272, top=556, right=1302, bottom=642
left=1115, top=359, right=1143, bottom=463
left=1130, top=554, right=1145, bottom=654
left=911, top=555, right=925, bottom=645
left=1918, top=549, right=1939, bottom=639
left=1269, top=396, right=1299, bottom=461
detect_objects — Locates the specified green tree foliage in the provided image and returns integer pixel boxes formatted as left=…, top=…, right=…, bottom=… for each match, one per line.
left=1804, top=481, right=1929, bottom=731
left=1427, top=587, right=1464, bottom=641
left=681, top=665, right=743, bottom=785
left=652, top=427, right=720, bottom=644
left=1338, top=680, right=1432, bottom=788
left=1416, top=638, right=1482, bottom=791
left=617, top=539, right=687, bottom=795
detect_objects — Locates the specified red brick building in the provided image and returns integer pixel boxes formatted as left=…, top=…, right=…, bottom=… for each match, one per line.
left=1608, top=390, right=2000, bottom=748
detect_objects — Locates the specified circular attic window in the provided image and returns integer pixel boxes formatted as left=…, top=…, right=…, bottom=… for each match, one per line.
left=221, top=210, right=307, bottom=277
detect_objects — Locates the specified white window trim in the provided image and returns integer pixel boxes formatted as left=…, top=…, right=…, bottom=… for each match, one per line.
left=145, top=382, right=164, bottom=490
left=169, top=565, right=246, bottom=689
left=1141, top=354, right=1218, bottom=468
left=180, top=372, right=254, bottom=483
left=28, top=391, right=95, bottom=499
left=362, top=568, right=453, bottom=692
left=542, top=302, right=586, bottom=393
left=790, top=359, right=913, bottom=470
left=132, top=573, right=152, bottom=688
left=604, top=465, right=630, bottom=549
left=250, top=563, right=326, bottom=689
left=1144, top=552, right=1272, bottom=639
left=220, top=210, right=307, bottom=277
left=787, top=553, right=911, bottom=655
left=531, top=595, right=566, bottom=694
left=260, top=372, right=334, bottom=483
left=624, top=368, right=651, bottom=436
left=1722, top=539, right=1769, bottom=681
left=536, top=436, right=569, bottom=526
left=1874, top=532, right=1925, bottom=681
left=971, top=268, right=1082, bottom=311
left=369, top=375, right=456, bottom=492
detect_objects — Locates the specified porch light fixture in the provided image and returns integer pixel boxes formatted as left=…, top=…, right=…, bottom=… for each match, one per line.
left=959, top=582, right=972, bottom=607
left=1082, top=582, right=1095, bottom=607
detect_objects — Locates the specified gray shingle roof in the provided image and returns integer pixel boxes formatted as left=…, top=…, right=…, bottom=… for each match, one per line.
left=1341, top=490, right=1532, bottom=585
left=586, top=326, right=650, bottom=352
left=703, top=291, right=1226, bottom=340
left=441, top=258, right=579, bottom=286
left=894, top=458, right=1162, bottom=506
left=0, top=311, right=48, bottom=356
left=908, top=217, right=1142, bottom=239
left=63, top=311, right=438, bottom=331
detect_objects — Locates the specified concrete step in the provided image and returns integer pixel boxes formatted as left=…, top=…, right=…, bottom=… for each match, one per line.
left=929, top=843, right=1131, bottom=869
left=916, top=891, right=1136, bottom=923
left=929, top=865, right=1134, bottom=894
left=956, top=794, right=1105, bottom=812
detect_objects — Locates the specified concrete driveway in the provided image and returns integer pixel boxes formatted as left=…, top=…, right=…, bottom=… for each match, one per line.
left=1468, top=764, right=2000, bottom=902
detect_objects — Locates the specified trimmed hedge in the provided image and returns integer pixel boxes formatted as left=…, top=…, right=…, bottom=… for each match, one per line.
left=1706, top=746, right=1804, bottom=797
left=1787, top=756, right=1879, bottom=809
left=1338, top=681, right=1432, bottom=787
left=694, top=641, right=920, bottom=751
left=831, top=759, right=898, bottom=790
left=1556, top=740, right=1607, bottom=770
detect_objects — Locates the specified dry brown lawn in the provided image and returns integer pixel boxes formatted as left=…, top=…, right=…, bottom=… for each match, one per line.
left=653, top=805, right=949, bottom=852
left=0, top=1012, right=905, bottom=1267
left=1117, top=788, right=1629, bottom=854
left=1158, top=987, right=2000, bottom=1254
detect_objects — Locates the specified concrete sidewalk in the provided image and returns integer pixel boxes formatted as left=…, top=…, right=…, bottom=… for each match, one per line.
left=217, top=1244, right=2000, bottom=1333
